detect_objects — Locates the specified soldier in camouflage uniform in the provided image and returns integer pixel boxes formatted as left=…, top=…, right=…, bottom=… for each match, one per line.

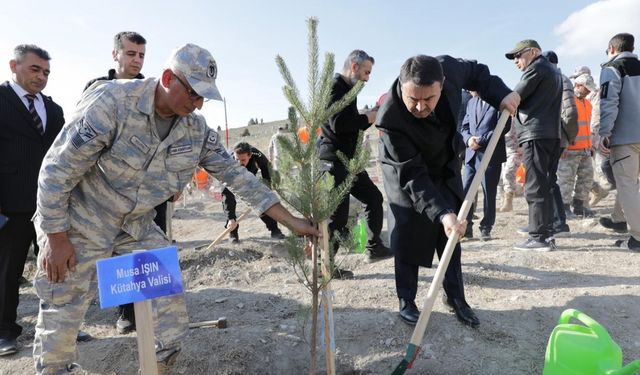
left=497, top=126, right=523, bottom=212
left=557, top=73, right=597, bottom=217
left=32, top=44, right=318, bottom=374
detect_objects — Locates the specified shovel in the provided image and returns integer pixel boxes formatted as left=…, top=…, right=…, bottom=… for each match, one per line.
left=391, top=109, right=510, bottom=374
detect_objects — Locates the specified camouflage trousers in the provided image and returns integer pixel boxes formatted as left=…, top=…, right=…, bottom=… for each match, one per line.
left=500, top=145, right=523, bottom=194
left=557, top=148, right=594, bottom=204
left=33, top=226, right=188, bottom=374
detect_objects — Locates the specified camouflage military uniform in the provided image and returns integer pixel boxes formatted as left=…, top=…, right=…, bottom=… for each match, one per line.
left=500, top=126, right=523, bottom=194
left=33, top=78, right=279, bottom=373
left=557, top=148, right=594, bottom=204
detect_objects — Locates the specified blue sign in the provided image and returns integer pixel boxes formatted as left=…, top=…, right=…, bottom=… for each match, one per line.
left=96, top=246, right=184, bottom=309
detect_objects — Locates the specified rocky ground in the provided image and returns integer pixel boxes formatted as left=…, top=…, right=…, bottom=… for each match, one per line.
left=1, top=124, right=639, bottom=374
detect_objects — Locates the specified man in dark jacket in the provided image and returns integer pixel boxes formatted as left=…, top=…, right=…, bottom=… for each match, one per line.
left=506, top=40, right=562, bottom=251
left=0, top=44, right=65, bottom=356
left=320, top=50, right=391, bottom=279
left=222, top=142, right=285, bottom=242
left=377, top=55, right=519, bottom=327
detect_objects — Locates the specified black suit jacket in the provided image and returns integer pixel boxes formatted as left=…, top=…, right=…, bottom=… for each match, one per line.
left=0, top=81, right=65, bottom=213
left=376, top=56, right=511, bottom=266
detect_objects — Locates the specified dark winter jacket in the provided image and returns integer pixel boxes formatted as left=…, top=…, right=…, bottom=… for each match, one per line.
left=513, top=55, right=562, bottom=144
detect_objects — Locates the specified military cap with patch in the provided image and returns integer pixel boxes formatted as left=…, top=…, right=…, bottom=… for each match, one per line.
left=167, top=43, right=222, bottom=101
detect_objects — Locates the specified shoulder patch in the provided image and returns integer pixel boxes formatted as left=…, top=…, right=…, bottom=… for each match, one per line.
left=71, top=119, right=98, bottom=149
left=206, top=132, right=219, bottom=149
left=600, top=82, right=609, bottom=99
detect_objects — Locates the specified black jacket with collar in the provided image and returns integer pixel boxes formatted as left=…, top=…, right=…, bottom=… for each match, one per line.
left=319, top=73, right=371, bottom=162
left=513, top=55, right=562, bottom=143
left=0, top=81, right=65, bottom=213
left=376, top=55, right=511, bottom=266
left=83, top=69, right=145, bottom=92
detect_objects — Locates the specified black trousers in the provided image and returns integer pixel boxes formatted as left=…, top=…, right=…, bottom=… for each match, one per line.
left=395, top=240, right=465, bottom=302
left=0, top=213, right=34, bottom=339
left=551, top=147, right=567, bottom=229
left=327, top=161, right=384, bottom=250
left=523, top=139, right=560, bottom=241
left=230, top=215, right=279, bottom=238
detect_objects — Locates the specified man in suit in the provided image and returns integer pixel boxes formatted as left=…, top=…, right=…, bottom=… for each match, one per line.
left=461, top=92, right=509, bottom=241
left=376, top=55, right=519, bottom=328
left=0, top=44, right=65, bottom=356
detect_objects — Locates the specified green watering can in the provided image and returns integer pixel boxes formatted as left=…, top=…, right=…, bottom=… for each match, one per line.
left=544, top=309, right=640, bottom=375
left=353, top=217, right=367, bottom=254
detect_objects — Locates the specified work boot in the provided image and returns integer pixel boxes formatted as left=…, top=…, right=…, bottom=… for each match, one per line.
left=497, top=192, right=513, bottom=212
left=589, top=184, right=609, bottom=207
left=572, top=199, right=595, bottom=218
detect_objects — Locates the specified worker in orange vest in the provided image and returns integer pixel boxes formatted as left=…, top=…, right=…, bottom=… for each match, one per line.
left=557, top=73, right=600, bottom=217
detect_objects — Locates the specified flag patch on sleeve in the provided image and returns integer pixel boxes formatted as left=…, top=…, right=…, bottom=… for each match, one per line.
left=71, top=120, right=98, bottom=149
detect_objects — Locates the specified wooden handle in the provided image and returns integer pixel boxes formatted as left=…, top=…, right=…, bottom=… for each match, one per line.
left=205, top=208, right=252, bottom=250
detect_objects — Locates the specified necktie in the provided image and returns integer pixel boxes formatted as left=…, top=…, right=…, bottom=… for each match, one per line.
left=25, top=93, right=45, bottom=135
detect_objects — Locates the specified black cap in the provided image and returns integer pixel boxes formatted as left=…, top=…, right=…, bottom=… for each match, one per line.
left=542, top=50, right=558, bottom=64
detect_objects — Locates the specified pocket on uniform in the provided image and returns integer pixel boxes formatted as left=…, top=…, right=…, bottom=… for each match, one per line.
left=165, top=151, right=198, bottom=190
left=34, top=271, right=78, bottom=306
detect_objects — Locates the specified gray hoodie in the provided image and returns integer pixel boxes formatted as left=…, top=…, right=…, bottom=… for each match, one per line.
left=598, top=51, right=640, bottom=146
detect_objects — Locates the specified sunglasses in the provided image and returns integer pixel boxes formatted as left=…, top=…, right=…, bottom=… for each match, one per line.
left=173, top=73, right=203, bottom=100
left=514, top=48, right=531, bottom=59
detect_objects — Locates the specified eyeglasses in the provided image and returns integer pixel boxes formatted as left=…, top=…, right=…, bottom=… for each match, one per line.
left=605, top=47, right=610, bottom=56
left=173, top=73, right=203, bottom=100
left=514, top=48, right=531, bottom=59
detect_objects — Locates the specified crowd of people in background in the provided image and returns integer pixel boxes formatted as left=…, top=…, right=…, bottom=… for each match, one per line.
left=0, top=28, right=637, bottom=374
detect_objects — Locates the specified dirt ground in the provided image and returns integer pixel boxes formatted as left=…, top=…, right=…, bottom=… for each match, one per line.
left=1, top=126, right=639, bottom=374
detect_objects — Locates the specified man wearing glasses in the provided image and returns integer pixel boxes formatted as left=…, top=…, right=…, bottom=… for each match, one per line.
left=32, top=43, right=319, bottom=374
left=505, top=40, right=563, bottom=251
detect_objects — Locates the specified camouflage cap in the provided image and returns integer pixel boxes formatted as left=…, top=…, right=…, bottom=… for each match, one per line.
left=505, top=39, right=541, bottom=60
left=569, top=65, right=591, bottom=79
left=167, top=43, right=222, bottom=101
left=574, top=73, right=597, bottom=92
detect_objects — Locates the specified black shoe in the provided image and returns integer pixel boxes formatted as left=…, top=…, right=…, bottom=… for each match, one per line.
left=365, top=242, right=393, bottom=263
left=479, top=229, right=491, bottom=241
left=552, top=223, right=570, bottom=236
left=614, top=236, right=640, bottom=252
left=573, top=203, right=596, bottom=218
left=513, top=238, right=551, bottom=252
left=76, top=330, right=93, bottom=342
left=399, top=298, right=420, bottom=326
left=443, top=297, right=480, bottom=328
left=331, top=268, right=354, bottom=280
left=270, top=230, right=286, bottom=240
left=599, top=217, right=628, bottom=233
left=0, top=337, right=17, bottom=356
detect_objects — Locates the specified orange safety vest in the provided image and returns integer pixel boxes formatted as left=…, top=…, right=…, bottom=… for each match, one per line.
left=568, top=97, right=592, bottom=150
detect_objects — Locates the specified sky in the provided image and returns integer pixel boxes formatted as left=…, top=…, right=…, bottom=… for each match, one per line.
left=1, top=0, right=638, bottom=129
